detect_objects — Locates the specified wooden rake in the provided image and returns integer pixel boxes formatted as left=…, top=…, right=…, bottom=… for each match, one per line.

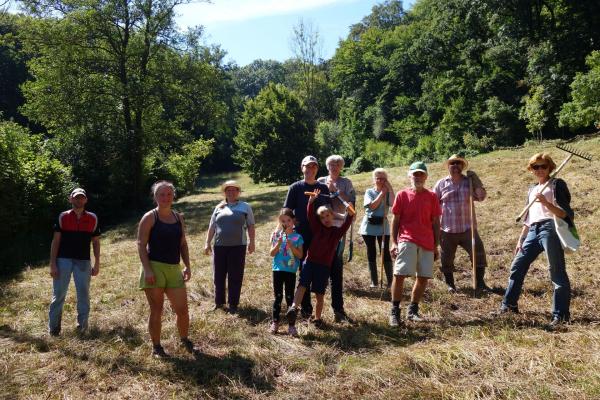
left=516, top=143, right=593, bottom=222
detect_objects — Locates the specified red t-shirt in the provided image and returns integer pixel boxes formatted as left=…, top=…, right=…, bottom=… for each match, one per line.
left=391, top=188, right=441, bottom=251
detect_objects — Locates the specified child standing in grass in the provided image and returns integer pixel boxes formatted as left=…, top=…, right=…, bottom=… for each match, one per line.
left=286, top=189, right=354, bottom=329
left=269, top=208, right=304, bottom=336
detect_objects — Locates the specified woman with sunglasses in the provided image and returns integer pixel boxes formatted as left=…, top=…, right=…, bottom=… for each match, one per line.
left=498, top=153, right=574, bottom=327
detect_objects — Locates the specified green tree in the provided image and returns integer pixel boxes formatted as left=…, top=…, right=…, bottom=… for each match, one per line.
left=235, top=83, right=315, bottom=184
left=559, top=51, right=600, bottom=130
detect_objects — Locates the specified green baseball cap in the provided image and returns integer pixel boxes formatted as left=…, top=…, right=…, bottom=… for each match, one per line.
left=408, top=161, right=428, bottom=175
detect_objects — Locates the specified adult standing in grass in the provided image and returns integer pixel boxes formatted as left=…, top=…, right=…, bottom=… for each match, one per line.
left=283, top=155, right=331, bottom=319
left=433, top=155, right=489, bottom=293
left=497, top=153, right=573, bottom=327
left=359, top=168, right=394, bottom=288
left=138, top=181, right=195, bottom=358
left=204, top=180, right=256, bottom=314
left=317, top=155, right=356, bottom=323
left=48, top=188, right=100, bottom=336
left=389, top=162, right=441, bottom=326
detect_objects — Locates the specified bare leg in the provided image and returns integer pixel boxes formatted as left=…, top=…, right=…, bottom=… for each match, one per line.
left=391, top=275, right=405, bottom=303
left=315, top=294, right=324, bottom=320
left=411, top=277, right=429, bottom=304
left=144, top=288, right=165, bottom=345
left=165, top=287, right=190, bottom=339
left=291, top=285, right=307, bottom=309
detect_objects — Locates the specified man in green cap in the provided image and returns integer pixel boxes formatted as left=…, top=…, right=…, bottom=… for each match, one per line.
left=388, top=161, right=441, bottom=326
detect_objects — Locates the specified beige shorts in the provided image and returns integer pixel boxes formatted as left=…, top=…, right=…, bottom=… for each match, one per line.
left=394, top=241, right=434, bottom=278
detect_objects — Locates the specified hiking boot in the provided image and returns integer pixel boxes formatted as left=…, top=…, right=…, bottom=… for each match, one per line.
left=407, top=303, right=423, bottom=322
left=287, top=325, right=298, bottom=337
left=492, top=304, right=519, bottom=316
left=312, top=319, right=325, bottom=329
left=548, top=316, right=569, bottom=329
left=269, top=321, right=279, bottom=334
left=180, top=337, right=195, bottom=353
left=211, top=304, right=225, bottom=312
left=389, top=307, right=401, bottom=327
left=49, top=328, right=61, bottom=337
left=286, top=307, right=298, bottom=326
left=152, top=344, right=170, bottom=359
left=475, top=268, right=491, bottom=292
left=228, top=306, right=239, bottom=315
left=334, top=310, right=354, bottom=324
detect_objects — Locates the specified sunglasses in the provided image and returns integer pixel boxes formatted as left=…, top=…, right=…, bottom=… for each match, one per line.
left=531, top=164, right=548, bottom=170
left=449, top=161, right=463, bottom=166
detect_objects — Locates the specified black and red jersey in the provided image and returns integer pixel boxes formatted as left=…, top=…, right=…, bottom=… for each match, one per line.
left=54, top=209, right=101, bottom=260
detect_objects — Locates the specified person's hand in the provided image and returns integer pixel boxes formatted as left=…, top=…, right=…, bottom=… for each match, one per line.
left=327, top=178, right=336, bottom=193
left=50, top=263, right=59, bottom=279
left=390, top=243, right=398, bottom=259
left=308, top=189, right=319, bottom=204
left=203, top=243, right=212, bottom=255
left=535, top=193, right=550, bottom=206
left=474, top=187, right=485, bottom=200
left=182, top=267, right=191, bottom=282
left=514, top=243, right=522, bottom=256
left=91, top=261, right=100, bottom=277
left=381, top=184, right=389, bottom=195
left=248, top=241, right=255, bottom=254
left=433, top=247, right=439, bottom=261
left=144, top=270, right=156, bottom=286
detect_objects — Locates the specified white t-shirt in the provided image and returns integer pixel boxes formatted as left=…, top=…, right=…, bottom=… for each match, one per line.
left=525, top=184, right=555, bottom=226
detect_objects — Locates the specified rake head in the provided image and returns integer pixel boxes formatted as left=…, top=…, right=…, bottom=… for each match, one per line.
left=557, top=143, right=593, bottom=161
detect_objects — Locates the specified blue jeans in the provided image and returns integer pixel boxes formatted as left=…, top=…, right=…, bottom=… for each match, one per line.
left=502, top=220, right=570, bottom=320
left=48, top=258, right=92, bottom=332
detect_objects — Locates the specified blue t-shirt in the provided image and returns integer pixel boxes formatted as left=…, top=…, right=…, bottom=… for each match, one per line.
left=271, top=231, right=304, bottom=273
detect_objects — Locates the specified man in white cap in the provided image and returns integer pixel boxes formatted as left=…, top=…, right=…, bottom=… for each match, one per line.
left=284, top=155, right=331, bottom=319
left=433, top=154, right=489, bottom=293
left=389, top=162, right=441, bottom=326
left=48, top=188, right=101, bottom=336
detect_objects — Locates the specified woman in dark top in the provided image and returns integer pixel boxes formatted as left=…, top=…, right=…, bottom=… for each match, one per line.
left=498, top=153, right=574, bottom=327
left=137, top=181, right=194, bottom=358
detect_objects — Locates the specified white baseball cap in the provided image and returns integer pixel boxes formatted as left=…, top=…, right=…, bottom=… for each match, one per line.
left=301, top=155, right=318, bottom=167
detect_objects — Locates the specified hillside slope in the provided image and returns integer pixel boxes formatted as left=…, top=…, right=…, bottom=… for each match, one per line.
left=1, top=137, right=600, bottom=399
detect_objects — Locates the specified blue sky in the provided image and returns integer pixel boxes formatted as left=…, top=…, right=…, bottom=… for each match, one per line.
left=176, top=0, right=414, bottom=66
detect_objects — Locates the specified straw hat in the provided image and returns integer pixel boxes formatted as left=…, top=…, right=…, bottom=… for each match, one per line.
left=445, top=154, right=468, bottom=169
left=221, top=180, right=241, bottom=192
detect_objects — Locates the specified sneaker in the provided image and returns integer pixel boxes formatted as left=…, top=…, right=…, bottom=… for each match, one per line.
left=286, top=307, right=298, bottom=326
left=447, top=285, right=457, bottom=294
left=312, top=319, right=325, bottom=329
left=548, top=316, right=569, bottom=328
left=493, top=304, right=519, bottom=316
left=269, top=321, right=279, bottom=334
left=49, top=328, right=60, bottom=337
left=407, top=303, right=423, bottom=322
left=152, top=344, right=170, bottom=359
left=211, top=304, right=225, bottom=312
left=287, top=325, right=298, bottom=337
left=180, top=337, right=195, bottom=353
left=389, top=307, right=401, bottom=327
left=334, top=310, right=354, bottom=324
left=228, top=306, right=239, bottom=315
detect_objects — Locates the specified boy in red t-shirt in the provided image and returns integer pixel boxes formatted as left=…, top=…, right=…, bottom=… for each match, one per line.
left=389, top=162, right=441, bottom=326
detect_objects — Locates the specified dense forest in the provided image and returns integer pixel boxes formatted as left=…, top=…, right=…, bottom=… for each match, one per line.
left=2, top=0, right=600, bottom=270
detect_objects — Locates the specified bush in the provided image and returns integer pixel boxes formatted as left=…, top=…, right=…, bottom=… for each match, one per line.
left=165, top=138, right=214, bottom=194
left=363, top=139, right=403, bottom=169
left=348, top=156, right=373, bottom=174
left=0, top=121, right=72, bottom=273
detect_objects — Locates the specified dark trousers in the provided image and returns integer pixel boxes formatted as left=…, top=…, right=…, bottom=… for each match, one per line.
left=330, top=240, right=345, bottom=312
left=213, top=245, right=246, bottom=307
left=272, top=271, right=296, bottom=322
left=362, top=235, right=392, bottom=263
left=440, top=229, right=487, bottom=273
left=299, top=233, right=313, bottom=315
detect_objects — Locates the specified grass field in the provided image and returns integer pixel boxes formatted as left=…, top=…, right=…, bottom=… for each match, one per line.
left=1, top=138, right=600, bottom=399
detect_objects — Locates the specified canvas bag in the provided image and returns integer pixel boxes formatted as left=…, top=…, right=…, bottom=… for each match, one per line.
left=553, top=215, right=580, bottom=252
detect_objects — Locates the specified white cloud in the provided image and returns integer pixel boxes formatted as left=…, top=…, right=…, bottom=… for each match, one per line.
left=181, top=0, right=359, bottom=24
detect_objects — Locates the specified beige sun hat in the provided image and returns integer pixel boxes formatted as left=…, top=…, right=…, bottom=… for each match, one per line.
left=221, top=180, right=241, bottom=192
left=445, top=154, right=468, bottom=169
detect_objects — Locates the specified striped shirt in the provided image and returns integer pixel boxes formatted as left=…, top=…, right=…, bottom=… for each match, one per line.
left=433, top=176, right=476, bottom=233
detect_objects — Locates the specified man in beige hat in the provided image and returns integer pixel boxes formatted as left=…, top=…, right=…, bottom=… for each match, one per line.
left=433, top=155, right=489, bottom=293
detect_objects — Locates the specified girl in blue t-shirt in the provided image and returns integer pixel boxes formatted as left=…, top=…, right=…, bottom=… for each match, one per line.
left=269, top=208, right=304, bottom=336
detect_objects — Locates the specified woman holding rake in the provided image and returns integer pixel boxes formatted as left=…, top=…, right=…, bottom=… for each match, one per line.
left=497, top=153, right=574, bottom=327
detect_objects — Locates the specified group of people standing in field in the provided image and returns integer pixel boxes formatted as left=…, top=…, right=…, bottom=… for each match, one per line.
left=47, top=151, right=575, bottom=358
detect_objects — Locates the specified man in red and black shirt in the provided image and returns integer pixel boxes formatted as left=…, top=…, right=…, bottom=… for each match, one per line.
left=48, top=188, right=101, bottom=336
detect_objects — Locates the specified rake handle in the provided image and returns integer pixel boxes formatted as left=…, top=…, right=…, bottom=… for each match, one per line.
left=515, top=153, right=573, bottom=222
left=304, top=191, right=356, bottom=216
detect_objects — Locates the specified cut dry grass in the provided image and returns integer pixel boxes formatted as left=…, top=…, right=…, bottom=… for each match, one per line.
left=2, top=137, right=600, bottom=399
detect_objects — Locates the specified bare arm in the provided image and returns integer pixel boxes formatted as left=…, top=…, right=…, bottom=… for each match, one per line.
left=270, top=233, right=282, bottom=257
left=535, top=193, right=567, bottom=219
left=137, top=212, right=156, bottom=285
left=179, top=214, right=191, bottom=281
left=204, top=224, right=216, bottom=255
left=91, top=236, right=100, bottom=276
left=290, top=243, right=303, bottom=259
left=390, top=213, right=401, bottom=258
left=49, top=232, right=61, bottom=278
left=432, top=218, right=440, bottom=261
left=247, top=224, right=256, bottom=254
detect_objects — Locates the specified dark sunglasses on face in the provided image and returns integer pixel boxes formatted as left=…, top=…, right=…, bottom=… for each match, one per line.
left=531, top=164, right=548, bottom=170
left=449, top=161, right=462, bottom=166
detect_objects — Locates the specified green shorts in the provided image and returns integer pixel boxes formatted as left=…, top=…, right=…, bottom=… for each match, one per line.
left=139, top=260, right=185, bottom=290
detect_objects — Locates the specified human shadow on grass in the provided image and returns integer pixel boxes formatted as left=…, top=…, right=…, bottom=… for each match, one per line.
left=78, top=324, right=145, bottom=348
left=0, top=324, right=274, bottom=394
left=345, top=286, right=392, bottom=302
left=236, top=305, right=270, bottom=326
